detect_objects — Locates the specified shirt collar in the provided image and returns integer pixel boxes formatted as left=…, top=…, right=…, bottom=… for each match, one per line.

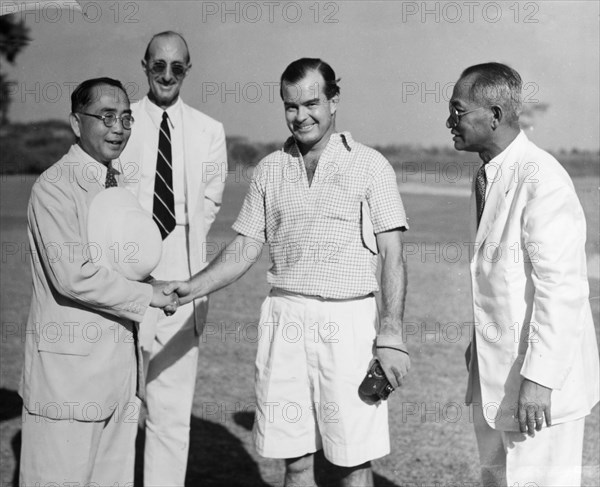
left=489, top=130, right=527, bottom=167
left=284, top=131, right=355, bottom=156
left=484, top=131, right=527, bottom=191
left=145, top=96, right=183, bottom=129
left=69, top=143, right=118, bottom=190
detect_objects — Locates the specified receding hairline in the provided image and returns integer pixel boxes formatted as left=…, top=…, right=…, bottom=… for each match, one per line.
left=454, top=63, right=523, bottom=126
left=458, top=63, right=522, bottom=99
left=144, top=31, right=190, bottom=63
left=454, top=72, right=481, bottom=102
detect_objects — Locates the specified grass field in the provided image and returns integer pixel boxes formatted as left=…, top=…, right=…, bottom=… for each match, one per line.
left=1, top=169, right=598, bottom=486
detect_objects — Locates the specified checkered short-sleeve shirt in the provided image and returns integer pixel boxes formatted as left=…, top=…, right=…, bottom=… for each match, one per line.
left=233, top=132, right=408, bottom=299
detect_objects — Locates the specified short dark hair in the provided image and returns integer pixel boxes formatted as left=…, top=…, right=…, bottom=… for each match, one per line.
left=280, top=58, right=340, bottom=100
left=144, top=31, right=191, bottom=64
left=460, top=62, right=523, bottom=125
left=71, top=77, right=128, bottom=113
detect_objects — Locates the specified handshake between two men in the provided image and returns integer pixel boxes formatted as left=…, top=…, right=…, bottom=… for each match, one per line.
left=149, top=278, right=194, bottom=316
left=147, top=230, right=411, bottom=397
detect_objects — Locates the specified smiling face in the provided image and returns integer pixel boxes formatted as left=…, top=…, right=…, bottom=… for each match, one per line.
left=70, top=84, right=131, bottom=164
left=143, top=34, right=190, bottom=109
left=281, top=69, right=338, bottom=154
left=447, top=74, right=493, bottom=153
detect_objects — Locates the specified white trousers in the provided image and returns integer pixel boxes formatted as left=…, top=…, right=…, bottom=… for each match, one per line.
left=472, top=356, right=586, bottom=487
left=20, top=399, right=139, bottom=486
left=142, top=225, right=200, bottom=486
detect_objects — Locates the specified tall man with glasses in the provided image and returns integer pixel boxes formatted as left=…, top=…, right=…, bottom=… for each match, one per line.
left=19, top=77, right=178, bottom=484
left=119, top=31, right=227, bottom=485
left=447, top=62, right=599, bottom=486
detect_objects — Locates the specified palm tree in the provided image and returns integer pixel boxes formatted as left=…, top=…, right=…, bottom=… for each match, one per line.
left=0, top=15, right=30, bottom=125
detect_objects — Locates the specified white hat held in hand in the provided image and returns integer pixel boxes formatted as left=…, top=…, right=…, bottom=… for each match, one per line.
left=87, top=187, right=162, bottom=281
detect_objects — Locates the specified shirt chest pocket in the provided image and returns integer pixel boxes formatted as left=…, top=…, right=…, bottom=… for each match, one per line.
left=322, top=180, right=361, bottom=223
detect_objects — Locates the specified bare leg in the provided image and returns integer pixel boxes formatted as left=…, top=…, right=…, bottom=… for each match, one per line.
left=285, top=453, right=316, bottom=487
left=337, top=461, right=374, bottom=487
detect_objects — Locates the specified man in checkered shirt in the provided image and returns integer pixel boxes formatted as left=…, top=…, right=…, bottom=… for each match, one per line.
left=165, top=58, right=410, bottom=487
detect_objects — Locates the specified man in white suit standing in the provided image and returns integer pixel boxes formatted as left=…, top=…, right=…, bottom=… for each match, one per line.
left=119, top=31, right=227, bottom=485
left=447, top=62, right=599, bottom=487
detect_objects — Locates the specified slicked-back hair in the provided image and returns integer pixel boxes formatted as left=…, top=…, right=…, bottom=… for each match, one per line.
left=280, top=58, right=340, bottom=100
left=144, top=31, right=191, bottom=64
left=71, top=77, right=128, bottom=113
left=460, top=62, right=523, bottom=125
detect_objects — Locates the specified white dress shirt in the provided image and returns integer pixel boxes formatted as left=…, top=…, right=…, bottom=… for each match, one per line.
left=138, top=97, right=188, bottom=225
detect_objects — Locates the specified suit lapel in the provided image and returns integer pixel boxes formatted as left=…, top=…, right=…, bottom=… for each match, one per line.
left=469, top=168, right=478, bottom=243
left=183, top=105, right=208, bottom=219
left=474, top=165, right=508, bottom=248
left=68, top=144, right=104, bottom=197
left=473, top=133, right=526, bottom=258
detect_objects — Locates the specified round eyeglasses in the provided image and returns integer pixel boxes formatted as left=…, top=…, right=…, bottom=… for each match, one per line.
left=148, top=61, right=188, bottom=78
left=78, top=112, right=134, bottom=130
left=448, top=106, right=485, bottom=128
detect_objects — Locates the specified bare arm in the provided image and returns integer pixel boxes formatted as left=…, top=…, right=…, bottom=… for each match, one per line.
left=377, top=229, right=408, bottom=336
left=375, top=228, right=410, bottom=388
left=165, top=234, right=264, bottom=304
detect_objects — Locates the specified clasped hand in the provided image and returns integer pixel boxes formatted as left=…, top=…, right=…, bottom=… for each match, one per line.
left=149, top=279, right=196, bottom=315
left=150, top=281, right=180, bottom=316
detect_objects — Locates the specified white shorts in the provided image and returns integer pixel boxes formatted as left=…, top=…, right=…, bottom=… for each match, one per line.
left=252, top=289, right=390, bottom=467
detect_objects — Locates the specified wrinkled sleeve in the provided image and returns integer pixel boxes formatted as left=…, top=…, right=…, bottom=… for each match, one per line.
left=520, top=177, right=589, bottom=390
left=28, top=179, right=153, bottom=322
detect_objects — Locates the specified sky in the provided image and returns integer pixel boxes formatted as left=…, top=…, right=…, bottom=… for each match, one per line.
left=3, top=0, right=600, bottom=151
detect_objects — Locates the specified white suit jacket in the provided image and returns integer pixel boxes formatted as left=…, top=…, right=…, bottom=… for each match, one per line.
left=119, top=96, right=227, bottom=346
left=21, top=145, right=153, bottom=420
left=465, top=131, right=599, bottom=431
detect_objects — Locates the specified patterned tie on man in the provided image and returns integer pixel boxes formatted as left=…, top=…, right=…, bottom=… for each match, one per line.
left=153, top=112, right=176, bottom=239
left=105, top=165, right=118, bottom=188
left=475, top=162, right=487, bottom=227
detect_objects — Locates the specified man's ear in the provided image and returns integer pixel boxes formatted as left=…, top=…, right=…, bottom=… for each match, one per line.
left=141, top=58, right=148, bottom=74
left=69, top=113, right=81, bottom=138
left=329, top=94, right=339, bottom=115
left=490, top=105, right=503, bottom=129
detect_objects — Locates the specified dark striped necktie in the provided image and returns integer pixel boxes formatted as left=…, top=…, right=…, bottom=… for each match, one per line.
left=475, top=162, right=487, bottom=228
left=105, top=165, right=118, bottom=188
left=153, top=111, right=175, bottom=240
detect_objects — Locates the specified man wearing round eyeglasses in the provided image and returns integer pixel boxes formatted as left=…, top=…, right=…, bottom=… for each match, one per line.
left=448, top=63, right=599, bottom=487
left=19, top=78, right=178, bottom=484
left=119, top=31, right=227, bottom=485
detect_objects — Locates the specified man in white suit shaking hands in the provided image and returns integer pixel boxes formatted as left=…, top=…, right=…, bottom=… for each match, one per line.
left=119, top=31, right=227, bottom=485
left=447, top=62, right=599, bottom=487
